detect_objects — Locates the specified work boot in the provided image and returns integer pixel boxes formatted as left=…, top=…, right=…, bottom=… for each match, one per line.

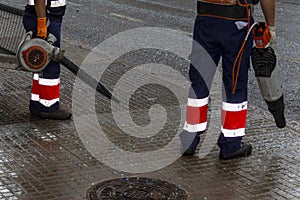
left=180, top=132, right=200, bottom=156
left=32, top=108, right=72, bottom=120
left=182, top=139, right=199, bottom=156
left=219, top=142, right=252, bottom=160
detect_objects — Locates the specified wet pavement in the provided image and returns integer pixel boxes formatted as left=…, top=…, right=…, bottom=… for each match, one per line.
left=0, top=0, right=300, bottom=199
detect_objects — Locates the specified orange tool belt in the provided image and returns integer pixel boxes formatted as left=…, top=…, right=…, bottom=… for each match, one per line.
left=197, top=0, right=252, bottom=20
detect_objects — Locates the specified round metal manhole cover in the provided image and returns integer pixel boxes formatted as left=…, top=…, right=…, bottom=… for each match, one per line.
left=87, top=177, right=188, bottom=200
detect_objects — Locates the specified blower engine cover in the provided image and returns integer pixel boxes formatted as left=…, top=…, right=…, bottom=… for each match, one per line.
left=17, top=32, right=56, bottom=72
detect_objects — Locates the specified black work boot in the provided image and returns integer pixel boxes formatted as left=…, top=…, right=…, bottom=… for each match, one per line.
left=32, top=108, right=72, bottom=120
left=180, top=132, right=200, bottom=156
left=219, top=142, right=252, bottom=160
left=182, top=141, right=199, bottom=156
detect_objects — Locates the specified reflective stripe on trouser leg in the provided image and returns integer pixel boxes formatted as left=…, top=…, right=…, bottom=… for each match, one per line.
left=183, top=97, right=209, bottom=133
left=31, top=73, right=40, bottom=102
left=38, top=77, right=60, bottom=107
left=30, top=74, right=60, bottom=107
left=221, top=101, right=247, bottom=137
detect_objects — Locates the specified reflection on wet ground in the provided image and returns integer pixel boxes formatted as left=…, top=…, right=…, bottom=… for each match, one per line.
left=0, top=51, right=299, bottom=199
left=0, top=0, right=300, bottom=199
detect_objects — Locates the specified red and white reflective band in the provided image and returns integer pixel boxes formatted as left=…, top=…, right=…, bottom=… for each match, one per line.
left=28, top=0, right=66, bottom=7
left=183, top=97, right=209, bottom=133
left=31, top=73, right=40, bottom=101
left=31, top=73, right=60, bottom=107
left=28, top=0, right=46, bottom=5
left=39, top=77, right=60, bottom=86
left=50, top=0, right=66, bottom=8
left=221, top=101, right=248, bottom=137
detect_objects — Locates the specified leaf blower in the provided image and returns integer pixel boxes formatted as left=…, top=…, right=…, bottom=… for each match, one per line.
left=251, top=22, right=286, bottom=128
left=16, top=31, right=119, bottom=103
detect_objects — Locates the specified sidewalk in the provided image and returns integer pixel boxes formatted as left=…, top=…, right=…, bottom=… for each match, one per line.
left=0, top=38, right=299, bottom=200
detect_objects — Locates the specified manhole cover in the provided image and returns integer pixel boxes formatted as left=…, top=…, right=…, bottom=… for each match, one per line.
left=87, top=177, right=188, bottom=200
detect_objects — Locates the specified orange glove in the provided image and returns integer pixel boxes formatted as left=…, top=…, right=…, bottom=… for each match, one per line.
left=37, top=17, right=47, bottom=39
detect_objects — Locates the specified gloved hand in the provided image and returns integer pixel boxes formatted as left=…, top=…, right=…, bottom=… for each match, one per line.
left=268, top=25, right=276, bottom=46
left=37, top=17, right=47, bottom=39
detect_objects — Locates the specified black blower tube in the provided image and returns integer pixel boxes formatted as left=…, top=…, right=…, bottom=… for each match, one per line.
left=265, top=95, right=286, bottom=128
left=60, top=56, right=119, bottom=103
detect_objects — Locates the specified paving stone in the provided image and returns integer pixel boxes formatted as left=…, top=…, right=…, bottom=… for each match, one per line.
left=0, top=1, right=300, bottom=199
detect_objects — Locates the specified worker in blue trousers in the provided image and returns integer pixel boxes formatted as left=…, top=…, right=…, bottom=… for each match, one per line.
left=180, top=0, right=276, bottom=159
left=23, top=0, right=71, bottom=120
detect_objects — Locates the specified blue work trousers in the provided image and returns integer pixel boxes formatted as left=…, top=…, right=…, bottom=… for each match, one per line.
left=186, top=15, right=254, bottom=154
